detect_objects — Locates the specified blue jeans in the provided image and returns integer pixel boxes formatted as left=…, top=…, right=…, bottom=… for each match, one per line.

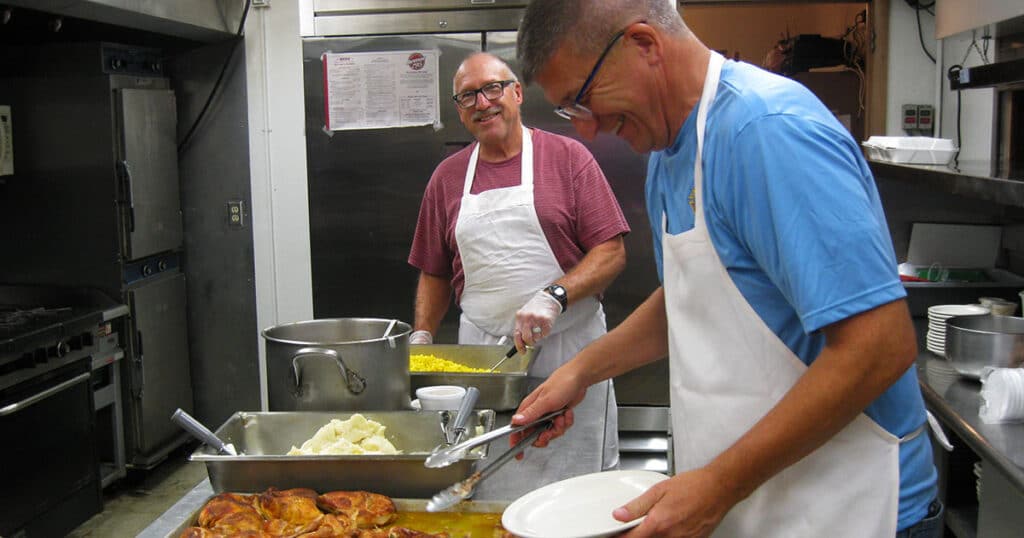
left=895, top=499, right=944, bottom=538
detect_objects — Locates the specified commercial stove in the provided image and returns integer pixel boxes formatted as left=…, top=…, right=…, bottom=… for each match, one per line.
left=0, top=284, right=128, bottom=537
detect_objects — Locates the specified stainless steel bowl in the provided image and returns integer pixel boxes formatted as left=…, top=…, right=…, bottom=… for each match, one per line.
left=944, top=314, right=1024, bottom=378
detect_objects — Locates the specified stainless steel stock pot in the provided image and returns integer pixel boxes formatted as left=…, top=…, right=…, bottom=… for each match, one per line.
left=262, top=318, right=411, bottom=411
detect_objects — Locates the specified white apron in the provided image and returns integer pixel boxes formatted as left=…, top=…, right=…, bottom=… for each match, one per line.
left=663, top=52, right=900, bottom=536
left=453, top=126, right=618, bottom=486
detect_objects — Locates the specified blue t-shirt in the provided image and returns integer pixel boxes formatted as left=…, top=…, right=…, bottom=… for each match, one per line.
left=646, top=60, right=936, bottom=530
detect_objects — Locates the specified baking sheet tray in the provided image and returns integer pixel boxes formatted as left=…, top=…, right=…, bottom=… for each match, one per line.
left=164, top=496, right=509, bottom=538
left=410, top=344, right=538, bottom=410
left=189, top=410, right=495, bottom=498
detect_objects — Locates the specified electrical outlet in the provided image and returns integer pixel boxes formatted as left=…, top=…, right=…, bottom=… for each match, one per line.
left=916, top=105, right=934, bottom=134
left=227, top=200, right=245, bottom=229
left=902, top=104, right=919, bottom=130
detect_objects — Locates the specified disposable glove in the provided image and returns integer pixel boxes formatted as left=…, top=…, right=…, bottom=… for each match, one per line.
left=409, top=330, right=433, bottom=345
left=514, top=290, right=562, bottom=348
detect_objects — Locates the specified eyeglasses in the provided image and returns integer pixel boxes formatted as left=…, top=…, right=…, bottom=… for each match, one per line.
left=452, top=80, right=517, bottom=109
left=554, top=29, right=626, bottom=121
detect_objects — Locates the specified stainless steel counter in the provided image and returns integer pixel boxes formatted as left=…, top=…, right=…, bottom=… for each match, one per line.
left=917, top=353, right=1024, bottom=493
left=138, top=478, right=214, bottom=538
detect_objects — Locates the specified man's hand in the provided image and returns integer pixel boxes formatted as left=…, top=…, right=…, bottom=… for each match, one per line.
left=509, top=366, right=587, bottom=456
left=615, top=468, right=734, bottom=538
left=514, top=290, right=562, bottom=351
left=409, top=330, right=433, bottom=345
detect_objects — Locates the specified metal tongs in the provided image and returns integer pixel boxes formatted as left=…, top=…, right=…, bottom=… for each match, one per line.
left=426, top=421, right=551, bottom=512
left=424, top=407, right=566, bottom=469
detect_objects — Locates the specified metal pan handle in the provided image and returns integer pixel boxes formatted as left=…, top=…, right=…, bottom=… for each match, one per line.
left=291, top=347, right=367, bottom=395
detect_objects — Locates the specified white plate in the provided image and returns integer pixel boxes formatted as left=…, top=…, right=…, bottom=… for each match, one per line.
left=928, top=304, right=989, bottom=318
left=501, top=470, right=669, bottom=538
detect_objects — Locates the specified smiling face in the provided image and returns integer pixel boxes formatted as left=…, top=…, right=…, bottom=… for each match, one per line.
left=535, top=24, right=673, bottom=154
left=452, top=54, right=524, bottom=152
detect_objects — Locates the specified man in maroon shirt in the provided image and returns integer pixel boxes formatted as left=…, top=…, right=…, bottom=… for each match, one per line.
left=407, top=52, right=629, bottom=494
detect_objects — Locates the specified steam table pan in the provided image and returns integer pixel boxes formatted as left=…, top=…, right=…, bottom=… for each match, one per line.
left=410, top=344, right=539, bottom=410
left=189, top=410, right=495, bottom=498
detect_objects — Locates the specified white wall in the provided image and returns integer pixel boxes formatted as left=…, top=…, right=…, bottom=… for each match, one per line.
left=884, top=1, right=937, bottom=137
left=885, top=1, right=995, bottom=161
left=244, top=2, right=314, bottom=409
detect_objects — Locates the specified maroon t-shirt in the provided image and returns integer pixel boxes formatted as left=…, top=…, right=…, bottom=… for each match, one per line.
left=408, top=128, right=629, bottom=303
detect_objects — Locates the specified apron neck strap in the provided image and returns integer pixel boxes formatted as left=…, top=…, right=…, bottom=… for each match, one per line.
left=463, top=125, right=533, bottom=196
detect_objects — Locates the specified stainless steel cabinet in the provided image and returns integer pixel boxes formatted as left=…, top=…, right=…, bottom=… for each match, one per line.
left=126, top=272, right=193, bottom=465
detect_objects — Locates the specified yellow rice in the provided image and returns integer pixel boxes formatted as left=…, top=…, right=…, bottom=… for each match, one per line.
left=409, top=353, right=488, bottom=373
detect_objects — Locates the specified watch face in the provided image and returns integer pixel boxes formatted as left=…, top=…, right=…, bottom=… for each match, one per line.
left=545, top=285, right=567, bottom=312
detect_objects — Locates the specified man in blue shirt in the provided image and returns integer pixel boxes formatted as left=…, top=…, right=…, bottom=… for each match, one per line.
left=510, top=1, right=941, bottom=536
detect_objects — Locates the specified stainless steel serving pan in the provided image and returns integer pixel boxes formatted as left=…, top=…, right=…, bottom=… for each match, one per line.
left=189, top=410, right=495, bottom=498
left=945, top=314, right=1024, bottom=378
left=410, top=344, right=539, bottom=410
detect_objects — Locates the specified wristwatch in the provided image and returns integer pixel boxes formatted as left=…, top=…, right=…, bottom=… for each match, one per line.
left=543, top=284, right=568, bottom=313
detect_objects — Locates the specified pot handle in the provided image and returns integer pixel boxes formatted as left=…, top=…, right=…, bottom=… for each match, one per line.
left=291, top=347, right=367, bottom=395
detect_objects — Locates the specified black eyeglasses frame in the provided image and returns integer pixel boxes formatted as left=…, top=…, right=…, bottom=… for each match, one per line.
left=452, top=79, right=517, bottom=109
left=554, top=29, right=627, bottom=120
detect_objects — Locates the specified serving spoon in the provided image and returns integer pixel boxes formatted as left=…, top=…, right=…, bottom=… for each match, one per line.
left=428, top=387, right=479, bottom=455
left=424, top=408, right=566, bottom=469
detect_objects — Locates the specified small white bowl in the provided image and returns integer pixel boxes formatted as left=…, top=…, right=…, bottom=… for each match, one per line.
left=415, top=385, right=466, bottom=411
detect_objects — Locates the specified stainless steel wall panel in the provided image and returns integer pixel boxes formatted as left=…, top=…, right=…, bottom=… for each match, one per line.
left=303, top=33, right=480, bottom=331
left=314, top=0, right=528, bottom=14
left=313, top=10, right=522, bottom=36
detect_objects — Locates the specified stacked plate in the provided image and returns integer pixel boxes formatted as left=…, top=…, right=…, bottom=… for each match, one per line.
left=926, top=304, right=990, bottom=357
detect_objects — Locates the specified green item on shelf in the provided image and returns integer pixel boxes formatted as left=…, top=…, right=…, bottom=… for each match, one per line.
left=914, top=268, right=991, bottom=283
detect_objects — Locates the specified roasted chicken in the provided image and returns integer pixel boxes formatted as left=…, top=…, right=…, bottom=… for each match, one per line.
left=317, top=490, right=397, bottom=528
left=181, top=488, right=455, bottom=538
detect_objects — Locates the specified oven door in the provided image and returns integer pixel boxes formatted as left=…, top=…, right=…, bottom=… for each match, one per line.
left=0, top=359, right=102, bottom=537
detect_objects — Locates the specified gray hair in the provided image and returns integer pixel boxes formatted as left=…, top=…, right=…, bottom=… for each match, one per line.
left=452, top=52, right=519, bottom=94
left=517, top=0, right=687, bottom=85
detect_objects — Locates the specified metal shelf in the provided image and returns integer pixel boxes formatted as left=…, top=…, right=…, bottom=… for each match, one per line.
left=869, top=160, right=1024, bottom=208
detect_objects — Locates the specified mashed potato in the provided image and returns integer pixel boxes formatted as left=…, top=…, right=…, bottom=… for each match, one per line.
left=287, top=414, right=400, bottom=455
left=410, top=353, right=488, bottom=373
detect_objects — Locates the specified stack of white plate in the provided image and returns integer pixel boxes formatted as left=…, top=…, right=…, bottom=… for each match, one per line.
left=926, top=304, right=990, bottom=357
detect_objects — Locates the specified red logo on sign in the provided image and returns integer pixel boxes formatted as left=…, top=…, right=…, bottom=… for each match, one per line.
left=408, top=52, right=426, bottom=70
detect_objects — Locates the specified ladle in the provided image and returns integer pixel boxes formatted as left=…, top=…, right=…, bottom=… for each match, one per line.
left=171, top=408, right=238, bottom=455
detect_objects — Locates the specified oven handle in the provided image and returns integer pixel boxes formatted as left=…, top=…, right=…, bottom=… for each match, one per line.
left=0, top=372, right=91, bottom=416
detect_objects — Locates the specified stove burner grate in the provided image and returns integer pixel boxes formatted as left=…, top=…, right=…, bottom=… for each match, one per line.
left=0, top=306, right=73, bottom=330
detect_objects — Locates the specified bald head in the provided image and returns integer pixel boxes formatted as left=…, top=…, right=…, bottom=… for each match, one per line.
left=453, top=52, right=519, bottom=95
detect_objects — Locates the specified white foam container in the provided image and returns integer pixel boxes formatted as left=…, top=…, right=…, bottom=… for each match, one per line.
left=862, top=136, right=958, bottom=165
